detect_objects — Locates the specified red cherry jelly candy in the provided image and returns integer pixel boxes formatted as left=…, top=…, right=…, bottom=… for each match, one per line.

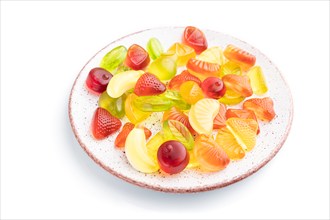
left=85, top=67, right=112, bottom=95
left=201, top=77, right=226, bottom=99
left=124, top=44, right=150, bottom=70
left=157, top=140, right=189, bottom=174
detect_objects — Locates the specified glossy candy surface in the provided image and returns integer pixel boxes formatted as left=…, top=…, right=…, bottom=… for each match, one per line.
left=213, top=103, right=227, bottom=129
left=215, top=127, right=245, bottom=160
left=133, top=95, right=173, bottom=112
left=226, top=118, right=258, bottom=151
left=163, top=120, right=194, bottom=150
left=186, top=58, right=221, bottom=80
left=226, top=109, right=260, bottom=134
left=168, top=70, right=201, bottom=91
left=223, top=44, right=256, bottom=71
left=167, top=43, right=196, bottom=66
left=134, top=72, right=166, bottom=96
left=247, top=66, right=268, bottom=95
left=157, top=140, right=189, bottom=174
left=218, top=88, right=245, bottom=105
left=107, top=70, right=144, bottom=98
left=147, top=56, right=177, bottom=81
left=85, top=67, right=112, bottom=95
left=115, top=122, right=152, bottom=148
left=201, top=77, right=226, bottom=99
left=179, top=81, right=204, bottom=105
left=100, top=45, right=127, bottom=73
left=243, top=97, right=275, bottom=122
left=222, top=74, right=253, bottom=97
left=125, top=93, right=151, bottom=124
left=182, top=26, right=208, bottom=54
left=189, top=98, right=220, bottom=135
left=125, top=44, right=150, bottom=70
left=125, top=127, right=159, bottom=173
left=163, top=107, right=195, bottom=134
left=198, top=46, right=226, bottom=65
left=193, top=134, right=230, bottom=172
left=220, top=61, right=242, bottom=77
left=90, top=107, right=122, bottom=140
left=98, top=91, right=126, bottom=118
left=146, top=37, right=164, bottom=60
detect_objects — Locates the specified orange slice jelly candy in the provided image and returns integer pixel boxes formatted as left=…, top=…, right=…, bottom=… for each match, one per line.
left=194, top=134, right=230, bottom=172
left=186, top=58, right=221, bottom=81
left=215, top=127, right=245, bottom=160
left=167, top=43, right=196, bottom=66
left=226, top=109, right=260, bottom=134
left=223, top=44, right=256, bottom=71
left=213, top=102, right=227, bottom=129
left=222, top=74, right=253, bottom=97
left=243, top=97, right=275, bottom=122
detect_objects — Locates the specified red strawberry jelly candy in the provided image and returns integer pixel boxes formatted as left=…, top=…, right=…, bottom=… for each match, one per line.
left=85, top=67, right=112, bottom=95
left=134, top=72, right=166, bottom=96
left=90, top=107, right=122, bottom=140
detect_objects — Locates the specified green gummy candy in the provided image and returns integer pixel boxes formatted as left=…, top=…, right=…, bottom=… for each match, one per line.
left=147, top=56, right=177, bottom=81
left=146, top=37, right=164, bottom=60
left=98, top=91, right=126, bottom=118
left=163, top=120, right=194, bottom=150
left=162, top=90, right=191, bottom=110
left=133, top=95, right=173, bottom=112
left=100, top=45, right=127, bottom=73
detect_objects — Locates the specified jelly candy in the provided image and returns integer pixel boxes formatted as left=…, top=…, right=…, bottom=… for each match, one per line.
left=182, top=26, right=208, bottom=54
left=226, top=109, right=260, bottom=134
left=157, top=140, right=189, bottom=174
left=222, top=74, right=253, bottom=97
left=187, top=150, right=199, bottom=169
left=168, top=70, right=201, bottom=91
left=243, top=97, right=275, bottom=122
left=162, top=90, right=191, bottom=110
left=146, top=131, right=165, bottom=162
left=186, top=58, right=221, bottom=80
left=215, top=127, right=245, bottom=160
left=147, top=56, right=177, bottom=81
left=134, top=72, right=166, bottom=96
left=107, top=70, right=144, bottom=98
left=163, top=120, right=194, bottom=150
left=226, top=118, right=258, bottom=151
left=198, top=46, right=226, bottom=65
left=124, top=44, right=150, bottom=70
left=213, top=102, right=227, bottom=129
left=218, top=88, right=245, bottom=105
left=201, top=77, right=226, bottom=99
left=189, top=98, right=220, bottom=135
left=193, top=134, right=230, bottom=172
left=146, top=37, right=164, bottom=60
left=125, top=127, right=159, bottom=173
left=247, top=66, right=268, bottom=95
left=163, top=106, right=195, bottom=134
left=223, top=44, right=256, bottom=71
left=220, top=61, right=242, bottom=77
left=179, top=81, right=204, bottom=105
left=100, top=45, right=127, bottom=73
left=115, top=122, right=152, bottom=148
left=85, top=67, right=112, bottom=95
left=98, top=91, right=126, bottom=118
left=133, top=95, right=173, bottom=112
left=167, top=43, right=196, bottom=66
left=125, top=93, right=151, bottom=124
left=90, top=107, right=122, bottom=140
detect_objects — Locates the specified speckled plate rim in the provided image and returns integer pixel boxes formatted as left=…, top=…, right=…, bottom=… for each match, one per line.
left=68, top=26, right=294, bottom=193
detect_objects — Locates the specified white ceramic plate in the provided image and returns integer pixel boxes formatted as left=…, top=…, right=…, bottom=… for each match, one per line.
left=69, top=27, right=293, bottom=193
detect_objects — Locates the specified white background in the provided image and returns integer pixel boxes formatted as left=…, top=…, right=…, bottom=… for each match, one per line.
left=1, top=1, right=329, bottom=219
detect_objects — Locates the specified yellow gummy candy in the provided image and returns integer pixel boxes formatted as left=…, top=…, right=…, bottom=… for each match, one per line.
left=247, top=66, right=268, bottom=95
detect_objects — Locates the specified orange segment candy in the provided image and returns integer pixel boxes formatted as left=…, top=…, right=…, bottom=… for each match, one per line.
left=219, top=88, right=245, bottom=105
left=215, top=127, right=245, bottom=160
left=168, top=70, right=201, bottom=91
left=115, top=122, right=152, bottom=148
left=222, top=74, right=253, bottom=97
left=179, top=81, right=204, bottom=105
left=186, top=58, right=221, bottom=80
left=223, top=44, right=256, bottom=71
left=243, top=97, right=275, bottom=122
left=193, top=134, right=230, bottom=172
left=226, top=109, right=260, bottom=134
left=213, top=103, right=227, bottom=129
left=167, top=43, right=196, bottom=66
left=163, top=107, right=195, bottom=134
left=226, top=118, right=258, bottom=152
left=198, top=46, right=226, bottom=65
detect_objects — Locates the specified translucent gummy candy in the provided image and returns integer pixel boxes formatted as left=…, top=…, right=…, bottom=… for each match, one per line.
left=100, top=45, right=127, bottom=73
